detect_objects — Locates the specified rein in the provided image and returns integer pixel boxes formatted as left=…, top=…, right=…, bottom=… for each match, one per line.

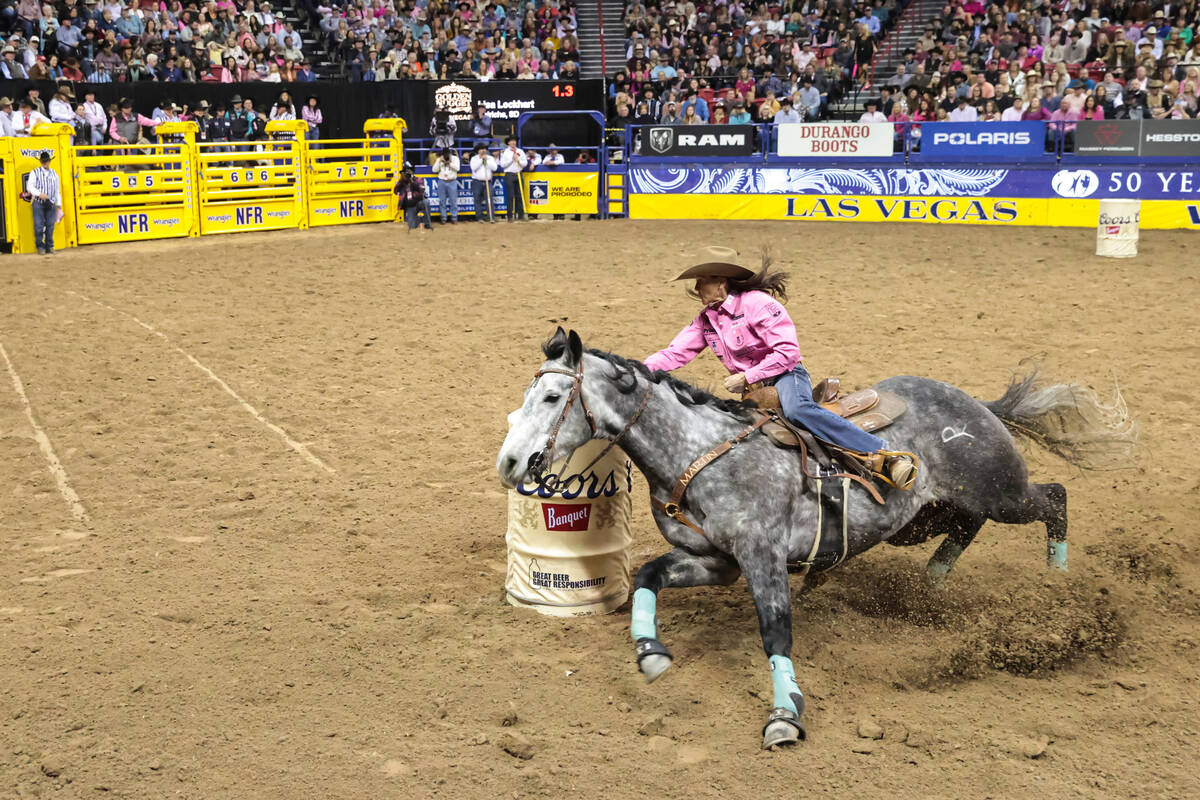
left=530, top=359, right=652, bottom=483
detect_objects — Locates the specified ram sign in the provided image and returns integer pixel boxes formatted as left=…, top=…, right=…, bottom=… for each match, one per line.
left=639, top=125, right=756, bottom=157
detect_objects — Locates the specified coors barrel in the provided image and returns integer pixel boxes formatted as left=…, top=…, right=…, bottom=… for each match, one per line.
left=505, top=415, right=633, bottom=616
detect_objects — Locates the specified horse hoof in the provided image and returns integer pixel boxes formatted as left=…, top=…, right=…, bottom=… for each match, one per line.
left=635, top=638, right=673, bottom=683
left=639, top=653, right=672, bottom=683
left=925, top=566, right=950, bottom=590
left=761, top=707, right=806, bottom=749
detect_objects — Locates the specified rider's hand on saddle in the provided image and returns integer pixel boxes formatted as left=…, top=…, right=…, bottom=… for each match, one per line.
left=723, top=373, right=748, bottom=394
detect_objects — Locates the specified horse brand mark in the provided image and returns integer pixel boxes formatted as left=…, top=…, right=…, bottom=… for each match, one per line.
left=542, top=503, right=591, bottom=532
left=649, top=127, right=674, bottom=154
left=941, top=425, right=975, bottom=443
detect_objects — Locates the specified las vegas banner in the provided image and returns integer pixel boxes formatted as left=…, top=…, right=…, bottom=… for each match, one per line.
left=624, top=166, right=1200, bottom=229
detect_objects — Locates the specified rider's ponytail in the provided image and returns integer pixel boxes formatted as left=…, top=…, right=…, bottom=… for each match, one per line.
left=728, top=252, right=788, bottom=302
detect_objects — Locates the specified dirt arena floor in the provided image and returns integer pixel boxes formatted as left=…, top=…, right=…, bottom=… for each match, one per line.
left=1, top=220, right=1197, bottom=799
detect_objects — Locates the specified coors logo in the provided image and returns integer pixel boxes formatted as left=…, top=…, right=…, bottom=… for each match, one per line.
left=542, top=503, right=591, bottom=532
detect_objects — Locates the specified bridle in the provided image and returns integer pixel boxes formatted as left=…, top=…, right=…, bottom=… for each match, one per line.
left=528, top=358, right=651, bottom=483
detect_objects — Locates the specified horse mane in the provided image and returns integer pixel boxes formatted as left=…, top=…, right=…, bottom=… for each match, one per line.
left=541, top=335, right=755, bottom=420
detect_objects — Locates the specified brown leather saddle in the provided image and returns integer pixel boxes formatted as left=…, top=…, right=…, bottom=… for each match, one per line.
left=744, top=377, right=908, bottom=449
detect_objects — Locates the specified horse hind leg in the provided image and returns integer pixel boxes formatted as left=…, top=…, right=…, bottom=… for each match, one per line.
left=890, top=503, right=986, bottom=586
left=987, top=482, right=1069, bottom=571
left=926, top=510, right=987, bottom=588
left=632, top=548, right=740, bottom=683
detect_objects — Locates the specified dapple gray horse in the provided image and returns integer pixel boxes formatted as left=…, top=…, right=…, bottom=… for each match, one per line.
left=497, top=329, right=1134, bottom=749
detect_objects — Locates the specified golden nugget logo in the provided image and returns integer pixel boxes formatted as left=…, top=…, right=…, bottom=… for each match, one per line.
left=435, top=83, right=473, bottom=121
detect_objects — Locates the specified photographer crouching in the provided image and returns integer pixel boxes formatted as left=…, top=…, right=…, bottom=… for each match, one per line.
left=394, top=162, right=433, bottom=232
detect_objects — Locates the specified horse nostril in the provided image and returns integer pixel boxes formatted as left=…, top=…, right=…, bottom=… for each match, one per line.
left=503, top=456, right=518, bottom=475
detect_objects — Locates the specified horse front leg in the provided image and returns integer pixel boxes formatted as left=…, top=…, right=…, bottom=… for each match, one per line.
left=632, top=547, right=740, bottom=683
left=739, top=547, right=807, bottom=749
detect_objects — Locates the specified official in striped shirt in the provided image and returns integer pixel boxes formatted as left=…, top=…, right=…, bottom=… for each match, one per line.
left=26, top=152, right=62, bottom=255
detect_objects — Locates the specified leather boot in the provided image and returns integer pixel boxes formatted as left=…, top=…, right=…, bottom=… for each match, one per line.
left=885, top=454, right=917, bottom=490
left=743, top=385, right=780, bottom=409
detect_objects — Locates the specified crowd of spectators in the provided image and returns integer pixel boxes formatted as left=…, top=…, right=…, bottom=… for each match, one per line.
left=0, top=0, right=587, bottom=83
left=0, top=84, right=325, bottom=142
left=300, top=0, right=583, bottom=81
left=608, top=0, right=907, bottom=126
left=0, top=0, right=317, bottom=84
left=608, top=1, right=1200, bottom=128
left=856, top=2, right=1200, bottom=126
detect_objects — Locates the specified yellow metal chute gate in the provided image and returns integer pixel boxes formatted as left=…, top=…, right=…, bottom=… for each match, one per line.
left=73, top=121, right=199, bottom=245
left=306, top=118, right=406, bottom=227
left=0, top=123, right=78, bottom=253
left=196, top=120, right=308, bottom=235
left=2, top=119, right=407, bottom=252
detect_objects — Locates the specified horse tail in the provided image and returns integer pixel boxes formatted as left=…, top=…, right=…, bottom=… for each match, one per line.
left=984, top=368, right=1137, bottom=470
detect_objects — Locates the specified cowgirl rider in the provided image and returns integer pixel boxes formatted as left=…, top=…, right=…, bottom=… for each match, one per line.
left=644, top=246, right=917, bottom=489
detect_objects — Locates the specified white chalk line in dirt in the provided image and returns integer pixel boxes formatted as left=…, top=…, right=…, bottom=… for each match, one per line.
left=0, top=341, right=93, bottom=528
left=48, top=284, right=334, bottom=475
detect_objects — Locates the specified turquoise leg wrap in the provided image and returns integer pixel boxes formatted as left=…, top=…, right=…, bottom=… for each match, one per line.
left=769, top=655, right=803, bottom=714
left=1048, top=540, right=1068, bottom=571
left=631, top=588, right=657, bottom=641
left=928, top=541, right=965, bottom=582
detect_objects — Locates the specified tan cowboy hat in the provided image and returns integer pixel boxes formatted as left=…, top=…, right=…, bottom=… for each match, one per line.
left=670, top=246, right=755, bottom=282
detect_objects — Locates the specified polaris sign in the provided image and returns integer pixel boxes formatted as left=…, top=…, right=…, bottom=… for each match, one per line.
left=917, top=121, right=1047, bottom=160
left=931, top=131, right=1032, bottom=146
left=640, top=124, right=756, bottom=157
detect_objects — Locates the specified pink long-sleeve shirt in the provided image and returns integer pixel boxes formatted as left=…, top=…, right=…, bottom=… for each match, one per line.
left=644, top=290, right=801, bottom=385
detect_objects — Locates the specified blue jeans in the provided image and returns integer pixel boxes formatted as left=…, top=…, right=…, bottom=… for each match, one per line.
left=775, top=365, right=886, bottom=454
left=503, top=172, right=525, bottom=220
left=436, top=177, right=458, bottom=221
left=471, top=178, right=493, bottom=221
left=404, top=199, right=431, bottom=229
left=32, top=199, right=55, bottom=252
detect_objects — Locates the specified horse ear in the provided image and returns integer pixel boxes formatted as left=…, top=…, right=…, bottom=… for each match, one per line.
left=543, top=326, right=567, bottom=359
left=566, top=329, right=583, bottom=367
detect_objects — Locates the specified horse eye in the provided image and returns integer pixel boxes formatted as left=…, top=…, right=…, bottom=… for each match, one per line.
left=544, top=394, right=561, bottom=404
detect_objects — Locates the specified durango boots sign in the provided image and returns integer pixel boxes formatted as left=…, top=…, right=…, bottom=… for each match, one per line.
left=776, top=122, right=895, bottom=157
left=642, top=124, right=756, bottom=157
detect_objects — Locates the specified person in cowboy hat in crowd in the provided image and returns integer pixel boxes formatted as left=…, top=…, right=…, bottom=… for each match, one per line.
left=108, top=97, right=159, bottom=145
left=209, top=100, right=232, bottom=144
left=12, top=96, right=50, bottom=135
left=80, top=89, right=106, bottom=145
left=191, top=100, right=214, bottom=140
left=24, top=85, right=45, bottom=115
left=644, top=246, right=918, bottom=489
left=0, top=97, right=14, bottom=137
left=48, top=85, right=76, bottom=124
left=1, top=45, right=29, bottom=79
